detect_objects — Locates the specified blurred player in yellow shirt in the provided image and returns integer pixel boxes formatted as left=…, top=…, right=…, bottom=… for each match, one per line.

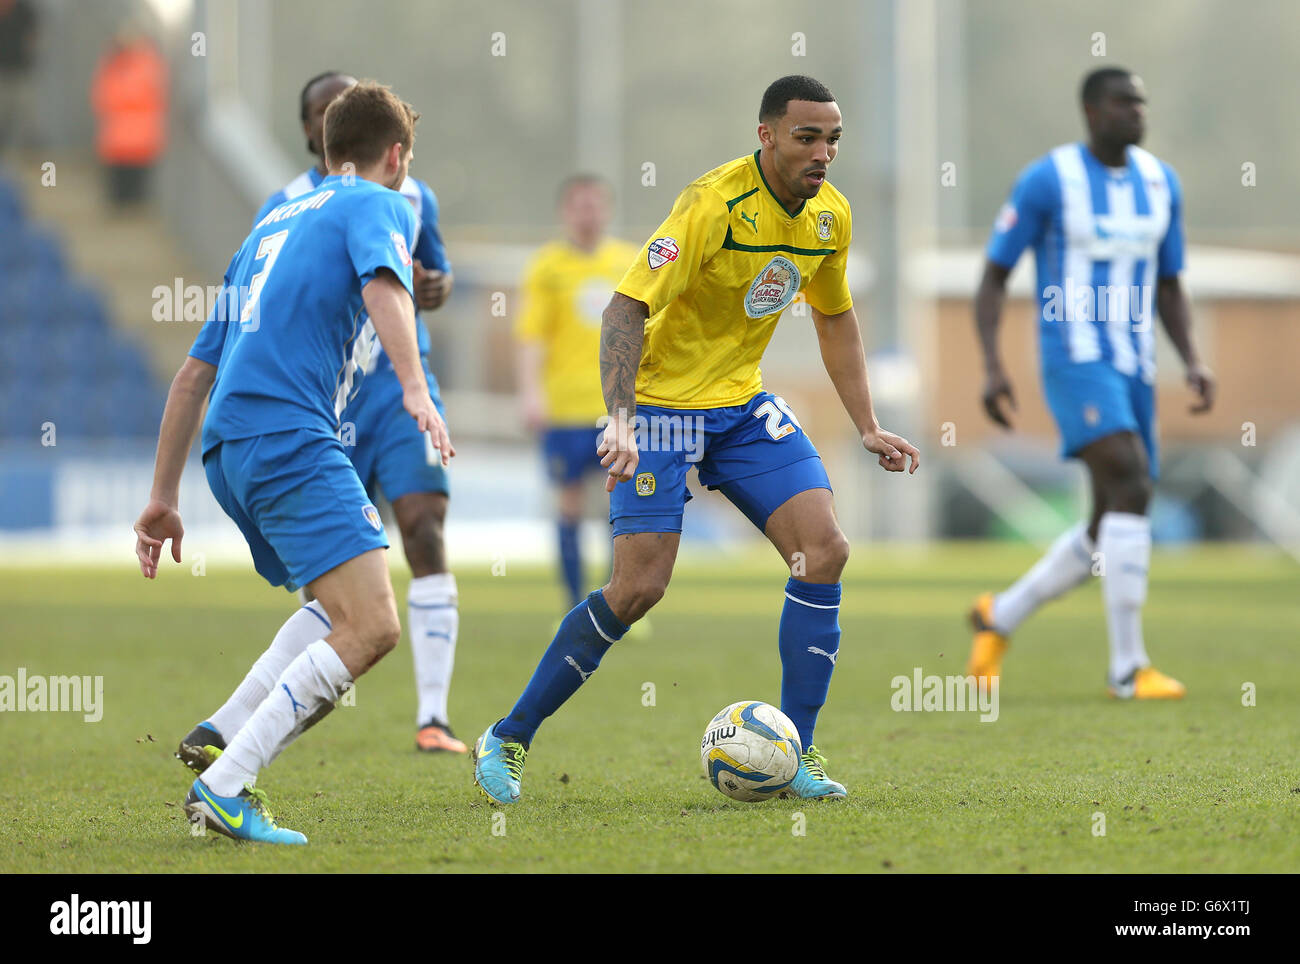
left=515, top=175, right=638, bottom=608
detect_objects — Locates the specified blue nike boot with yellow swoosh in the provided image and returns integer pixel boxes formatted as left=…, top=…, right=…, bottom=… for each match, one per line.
left=785, top=746, right=848, bottom=800
left=184, top=778, right=307, bottom=845
left=472, top=721, right=529, bottom=805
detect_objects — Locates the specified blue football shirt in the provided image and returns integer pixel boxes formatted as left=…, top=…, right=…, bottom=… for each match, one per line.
left=252, top=168, right=449, bottom=373
left=986, top=143, right=1184, bottom=383
left=191, top=175, right=417, bottom=454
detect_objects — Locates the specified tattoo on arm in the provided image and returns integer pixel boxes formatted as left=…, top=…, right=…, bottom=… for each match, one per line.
left=600, top=293, right=649, bottom=418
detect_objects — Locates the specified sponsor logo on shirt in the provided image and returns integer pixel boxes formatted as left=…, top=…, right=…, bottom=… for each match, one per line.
left=391, top=231, right=412, bottom=267
left=647, top=237, right=679, bottom=270
left=994, top=202, right=1018, bottom=233
left=744, top=256, right=801, bottom=319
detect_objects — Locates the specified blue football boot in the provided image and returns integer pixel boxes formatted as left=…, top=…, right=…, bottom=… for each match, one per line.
left=785, top=746, right=848, bottom=800
left=184, top=778, right=307, bottom=845
left=472, top=721, right=529, bottom=805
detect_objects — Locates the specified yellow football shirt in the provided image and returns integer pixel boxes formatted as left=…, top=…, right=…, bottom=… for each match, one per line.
left=516, top=238, right=640, bottom=425
left=615, top=150, right=854, bottom=410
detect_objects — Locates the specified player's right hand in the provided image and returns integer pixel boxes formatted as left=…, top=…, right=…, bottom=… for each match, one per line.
left=598, top=414, right=640, bottom=493
left=404, top=388, right=455, bottom=466
left=981, top=367, right=1017, bottom=428
left=521, top=391, right=546, bottom=433
left=133, top=499, right=184, bottom=579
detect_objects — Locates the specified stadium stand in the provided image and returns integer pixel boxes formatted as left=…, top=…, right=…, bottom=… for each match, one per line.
left=0, top=169, right=165, bottom=439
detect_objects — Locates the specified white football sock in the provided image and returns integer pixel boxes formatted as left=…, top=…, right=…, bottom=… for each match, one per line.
left=202, top=640, right=352, bottom=797
left=409, top=573, right=459, bottom=726
left=1098, top=512, right=1152, bottom=682
left=992, top=523, right=1095, bottom=635
left=206, top=602, right=332, bottom=739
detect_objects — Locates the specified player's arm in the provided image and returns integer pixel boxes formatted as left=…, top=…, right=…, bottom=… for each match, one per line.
left=1152, top=165, right=1214, bottom=414
left=600, top=185, right=728, bottom=490
left=362, top=268, right=454, bottom=464
left=811, top=304, right=918, bottom=474
left=597, top=293, right=649, bottom=491
left=977, top=161, right=1054, bottom=428
left=975, top=259, right=1016, bottom=427
left=412, top=184, right=453, bottom=311
left=514, top=254, right=550, bottom=432
left=133, top=355, right=217, bottom=578
left=515, top=341, right=545, bottom=432
left=1156, top=276, right=1214, bottom=414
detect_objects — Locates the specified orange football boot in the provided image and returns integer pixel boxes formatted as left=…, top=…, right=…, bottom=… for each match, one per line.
left=1108, top=666, right=1186, bottom=700
left=967, top=592, right=1009, bottom=686
left=416, top=722, right=468, bottom=753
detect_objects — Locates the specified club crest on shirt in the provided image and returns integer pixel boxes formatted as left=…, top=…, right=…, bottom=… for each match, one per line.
left=635, top=472, right=656, bottom=496
left=1083, top=404, right=1100, bottom=427
left=817, top=210, right=834, bottom=241
left=363, top=504, right=383, bottom=531
left=647, top=237, right=679, bottom=270
left=390, top=231, right=412, bottom=267
left=744, top=255, right=802, bottom=319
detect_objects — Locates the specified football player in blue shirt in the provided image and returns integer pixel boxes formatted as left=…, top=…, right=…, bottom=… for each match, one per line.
left=133, top=82, right=453, bottom=844
left=253, top=70, right=466, bottom=754
left=967, top=67, right=1215, bottom=700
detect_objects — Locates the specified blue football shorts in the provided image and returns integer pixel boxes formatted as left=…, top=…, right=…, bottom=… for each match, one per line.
left=542, top=424, right=605, bottom=485
left=204, top=427, right=389, bottom=592
left=344, top=360, right=450, bottom=502
left=1041, top=361, right=1158, bottom=479
left=608, top=391, right=832, bottom=536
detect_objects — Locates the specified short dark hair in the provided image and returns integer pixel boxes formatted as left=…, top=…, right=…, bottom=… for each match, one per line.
left=1081, top=67, right=1132, bottom=106
left=759, top=75, right=836, bottom=122
left=323, top=80, right=419, bottom=169
left=300, top=70, right=349, bottom=122
left=556, top=173, right=611, bottom=205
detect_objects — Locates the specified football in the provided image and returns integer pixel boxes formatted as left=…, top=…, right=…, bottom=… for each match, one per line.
left=700, top=700, right=802, bottom=801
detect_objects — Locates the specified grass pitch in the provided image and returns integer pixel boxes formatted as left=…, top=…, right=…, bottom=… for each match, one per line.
left=1, top=543, right=1297, bottom=873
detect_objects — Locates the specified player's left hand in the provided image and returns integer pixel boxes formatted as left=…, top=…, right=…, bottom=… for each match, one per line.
left=413, top=261, right=452, bottom=311
left=1186, top=362, right=1216, bottom=414
left=404, top=387, right=456, bottom=466
left=133, top=499, right=184, bottom=579
left=863, top=427, right=920, bottom=474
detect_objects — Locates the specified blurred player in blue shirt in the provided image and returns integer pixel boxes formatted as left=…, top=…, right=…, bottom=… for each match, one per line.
left=253, top=71, right=466, bottom=755
left=133, top=82, right=453, bottom=844
left=968, top=68, right=1215, bottom=700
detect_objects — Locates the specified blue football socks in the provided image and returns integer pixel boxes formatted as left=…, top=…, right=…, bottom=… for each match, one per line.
left=497, top=589, right=628, bottom=745
left=778, top=578, right=842, bottom=751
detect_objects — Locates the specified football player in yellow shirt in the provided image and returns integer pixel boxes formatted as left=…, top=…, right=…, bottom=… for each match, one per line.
left=515, top=176, right=639, bottom=609
left=475, top=76, right=919, bottom=803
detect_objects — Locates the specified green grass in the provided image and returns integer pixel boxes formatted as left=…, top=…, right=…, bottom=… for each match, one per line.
left=1, top=544, right=1297, bottom=873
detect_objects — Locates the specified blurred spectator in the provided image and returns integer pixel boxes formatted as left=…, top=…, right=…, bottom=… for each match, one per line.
left=90, top=25, right=168, bottom=207
left=0, top=0, right=39, bottom=157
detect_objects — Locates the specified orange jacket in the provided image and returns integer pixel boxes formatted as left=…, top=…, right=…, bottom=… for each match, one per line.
left=91, top=40, right=168, bottom=164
